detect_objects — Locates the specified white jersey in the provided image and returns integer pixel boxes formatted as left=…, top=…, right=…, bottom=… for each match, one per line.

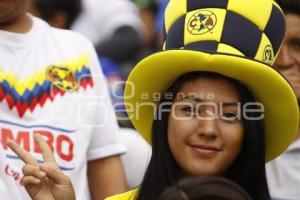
left=0, top=15, right=126, bottom=200
left=267, top=139, right=300, bottom=200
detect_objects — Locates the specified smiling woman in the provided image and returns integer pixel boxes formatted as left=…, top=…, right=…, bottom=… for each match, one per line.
left=134, top=72, right=268, bottom=200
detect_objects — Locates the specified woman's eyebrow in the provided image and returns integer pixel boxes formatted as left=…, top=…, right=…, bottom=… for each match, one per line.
left=180, top=95, right=204, bottom=102
left=221, top=102, right=240, bottom=107
left=289, top=37, right=300, bottom=43
left=179, top=95, right=239, bottom=106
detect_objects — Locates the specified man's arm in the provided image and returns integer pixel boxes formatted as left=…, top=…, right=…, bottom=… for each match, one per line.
left=88, top=155, right=127, bottom=200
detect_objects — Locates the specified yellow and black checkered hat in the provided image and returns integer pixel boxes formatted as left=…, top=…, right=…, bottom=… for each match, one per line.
left=125, top=0, right=299, bottom=162
left=163, top=0, right=285, bottom=64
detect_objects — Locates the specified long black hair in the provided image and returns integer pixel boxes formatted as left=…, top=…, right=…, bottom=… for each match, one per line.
left=136, top=72, right=270, bottom=200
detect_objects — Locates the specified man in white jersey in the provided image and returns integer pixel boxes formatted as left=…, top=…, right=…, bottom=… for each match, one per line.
left=0, top=0, right=127, bottom=199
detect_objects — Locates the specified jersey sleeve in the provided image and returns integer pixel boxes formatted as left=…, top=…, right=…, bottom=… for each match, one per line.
left=84, top=40, right=126, bottom=161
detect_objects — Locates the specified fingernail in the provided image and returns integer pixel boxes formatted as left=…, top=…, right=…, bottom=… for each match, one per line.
left=34, top=178, right=40, bottom=184
left=7, top=139, right=15, bottom=147
left=39, top=172, right=46, bottom=177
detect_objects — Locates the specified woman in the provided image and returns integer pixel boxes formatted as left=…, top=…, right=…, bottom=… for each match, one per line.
left=7, top=0, right=299, bottom=200
left=129, top=72, right=268, bottom=200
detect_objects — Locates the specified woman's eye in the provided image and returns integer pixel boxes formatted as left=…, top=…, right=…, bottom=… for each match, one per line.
left=182, top=106, right=196, bottom=113
left=293, top=42, right=300, bottom=51
left=290, top=38, right=300, bottom=51
left=221, top=112, right=239, bottom=121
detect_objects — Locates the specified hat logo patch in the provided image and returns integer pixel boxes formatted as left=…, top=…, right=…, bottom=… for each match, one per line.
left=187, top=10, right=217, bottom=35
left=46, top=65, right=78, bottom=92
left=262, top=45, right=274, bottom=65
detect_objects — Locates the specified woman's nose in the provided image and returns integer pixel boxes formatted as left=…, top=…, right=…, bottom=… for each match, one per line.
left=196, top=110, right=220, bottom=140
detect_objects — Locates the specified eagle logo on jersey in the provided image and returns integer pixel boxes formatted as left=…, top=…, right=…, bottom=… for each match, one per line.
left=0, top=55, right=94, bottom=117
left=46, top=65, right=78, bottom=92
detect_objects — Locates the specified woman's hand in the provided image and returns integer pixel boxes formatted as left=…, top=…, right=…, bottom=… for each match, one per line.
left=8, top=134, right=76, bottom=200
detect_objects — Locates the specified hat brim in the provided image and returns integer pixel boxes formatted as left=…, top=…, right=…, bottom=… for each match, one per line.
left=124, top=50, right=299, bottom=162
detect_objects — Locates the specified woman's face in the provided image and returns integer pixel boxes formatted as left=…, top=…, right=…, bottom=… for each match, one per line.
left=168, top=76, right=244, bottom=176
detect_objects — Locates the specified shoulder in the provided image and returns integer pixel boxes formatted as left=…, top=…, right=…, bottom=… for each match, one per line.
left=105, top=189, right=138, bottom=200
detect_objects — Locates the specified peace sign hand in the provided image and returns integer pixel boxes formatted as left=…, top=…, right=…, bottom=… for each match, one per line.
left=8, top=134, right=76, bottom=200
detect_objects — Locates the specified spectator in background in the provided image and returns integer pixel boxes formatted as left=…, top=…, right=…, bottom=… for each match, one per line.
left=132, top=0, right=157, bottom=48
left=71, top=0, right=144, bottom=63
left=267, top=0, right=300, bottom=199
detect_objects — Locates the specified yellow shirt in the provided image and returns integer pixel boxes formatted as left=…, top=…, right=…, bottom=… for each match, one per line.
left=105, top=189, right=138, bottom=200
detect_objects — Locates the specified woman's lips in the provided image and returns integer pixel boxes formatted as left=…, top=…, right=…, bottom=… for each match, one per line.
left=189, top=144, right=222, bottom=157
